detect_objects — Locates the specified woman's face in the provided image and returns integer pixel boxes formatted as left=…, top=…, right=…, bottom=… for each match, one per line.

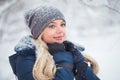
left=42, top=20, right=66, bottom=44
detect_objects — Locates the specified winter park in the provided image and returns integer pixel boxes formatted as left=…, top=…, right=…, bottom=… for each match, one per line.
left=0, top=0, right=120, bottom=80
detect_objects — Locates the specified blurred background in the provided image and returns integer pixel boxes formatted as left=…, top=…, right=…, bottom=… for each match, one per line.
left=0, top=0, right=120, bottom=80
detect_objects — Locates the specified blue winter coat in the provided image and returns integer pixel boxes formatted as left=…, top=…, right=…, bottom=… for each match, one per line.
left=9, top=36, right=100, bottom=80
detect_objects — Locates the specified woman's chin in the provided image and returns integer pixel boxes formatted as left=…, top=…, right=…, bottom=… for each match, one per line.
left=55, top=40, right=64, bottom=44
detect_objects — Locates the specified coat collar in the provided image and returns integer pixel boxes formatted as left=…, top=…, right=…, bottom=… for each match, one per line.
left=14, top=35, right=85, bottom=54
left=14, top=35, right=36, bottom=54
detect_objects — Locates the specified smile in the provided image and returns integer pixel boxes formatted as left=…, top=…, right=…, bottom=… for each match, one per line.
left=54, top=36, right=63, bottom=40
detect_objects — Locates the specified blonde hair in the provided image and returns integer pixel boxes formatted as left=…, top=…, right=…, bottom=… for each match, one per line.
left=32, top=34, right=56, bottom=80
left=82, top=52, right=99, bottom=74
left=32, top=34, right=99, bottom=80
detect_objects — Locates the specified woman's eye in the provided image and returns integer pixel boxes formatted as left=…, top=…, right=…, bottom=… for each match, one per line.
left=61, top=23, right=66, bottom=27
left=48, top=25, right=55, bottom=28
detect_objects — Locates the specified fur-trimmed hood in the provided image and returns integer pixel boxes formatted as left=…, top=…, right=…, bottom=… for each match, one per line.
left=14, top=36, right=85, bottom=55
left=14, top=36, right=36, bottom=55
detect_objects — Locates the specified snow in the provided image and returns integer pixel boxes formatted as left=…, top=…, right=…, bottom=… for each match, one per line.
left=0, top=0, right=120, bottom=80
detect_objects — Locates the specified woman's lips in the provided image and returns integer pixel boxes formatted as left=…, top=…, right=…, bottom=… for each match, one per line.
left=54, top=36, right=63, bottom=40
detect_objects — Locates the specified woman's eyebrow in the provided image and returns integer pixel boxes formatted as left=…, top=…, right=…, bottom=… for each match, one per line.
left=49, top=22, right=55, bottom=24
left=50, top=22, right=55, bottom=23
left=61, top=21, right=65, bottom=23
left=49, top=21, right=65, bottom=24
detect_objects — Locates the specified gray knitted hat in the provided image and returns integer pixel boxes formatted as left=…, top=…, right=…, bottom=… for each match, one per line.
left=25, top=5, right=65, bottom=39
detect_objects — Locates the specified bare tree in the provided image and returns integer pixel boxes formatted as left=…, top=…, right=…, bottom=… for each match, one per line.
left=0, top=0, right=24, bottom=42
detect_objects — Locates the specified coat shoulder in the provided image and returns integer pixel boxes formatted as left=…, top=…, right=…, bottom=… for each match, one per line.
left=9, top=36, right=36, bottom=76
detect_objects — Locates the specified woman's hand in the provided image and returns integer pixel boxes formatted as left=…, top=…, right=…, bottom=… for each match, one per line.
left=47, top=43, right=74, bottom=71
left=47, top=43, right=74, bottom=80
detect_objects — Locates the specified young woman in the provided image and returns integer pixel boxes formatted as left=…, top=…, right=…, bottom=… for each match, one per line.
left=9, top=5, right=100, bottom=80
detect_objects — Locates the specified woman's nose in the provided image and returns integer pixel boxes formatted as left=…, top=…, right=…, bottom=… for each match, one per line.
left=56, top=26, right=63, bottom=33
